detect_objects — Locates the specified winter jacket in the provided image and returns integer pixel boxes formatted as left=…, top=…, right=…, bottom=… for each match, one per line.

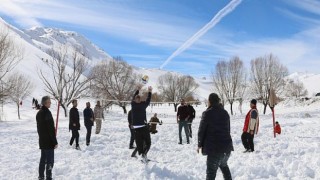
left=149, top=117, right=161, bottom=133
left=36, top=106, right=58, bottom=149
left=275, top=124, right=281, bottom=134
left=188, top=105, right=196, bottom=122
left=177, top=105, right=190, bottom=121
left=83, top=107, right=94, bottom=127
left=131, top=90, right=151, bottom=126
left=243, top=107, right=259, bottom=134
left=198, top=104, right=234, bottom=155
left=69, top=107, right=80, bottom=130
left=94, top=106, right=104, bottom=119
left=128, top=110, right=132, bottom=125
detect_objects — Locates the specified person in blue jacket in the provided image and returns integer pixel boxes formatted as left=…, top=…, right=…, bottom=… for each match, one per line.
left=83, top=102, right=94, bottom=146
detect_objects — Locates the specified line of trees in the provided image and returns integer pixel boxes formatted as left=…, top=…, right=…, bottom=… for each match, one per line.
left=0, top=28, right=34, bottom=120
left=212, top=53, right=307, bottom=115
left=157, top=72, right=199, bottom=112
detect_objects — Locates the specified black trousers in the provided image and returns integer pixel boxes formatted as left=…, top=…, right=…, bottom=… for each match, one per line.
left=85, top=125, right=92, bottom=144
left=206, top=152, right=232, bottom=180
left=129, top=126, right=135, bottom=147
left=134, top=126, right=151, bottom=156
left=70, top=130, right=79, bottom=147
left=39, top=149, right=54, bottom=180
left=241, top=132, right=254, bottom=151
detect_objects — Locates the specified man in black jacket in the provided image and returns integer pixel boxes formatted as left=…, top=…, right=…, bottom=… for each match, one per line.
left=131, top=85, right=152, bottom=163
left=69, top=99, right=80, bottom=150
left=83, top=102, right=94, bottom=146
left=177, top=99, right=190, bottom=144
left=36, top=96, right=58, bottom=180
left=198, top=93, right=234, bottom=180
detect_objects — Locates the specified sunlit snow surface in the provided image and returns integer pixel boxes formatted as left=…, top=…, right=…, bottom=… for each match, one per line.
left=1, top=99, right=319, bottom=180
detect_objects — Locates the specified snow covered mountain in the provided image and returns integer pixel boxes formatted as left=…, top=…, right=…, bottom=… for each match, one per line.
left=1, top=17, right=319, bottom=101
left=24, top=27, right=111, bottom=61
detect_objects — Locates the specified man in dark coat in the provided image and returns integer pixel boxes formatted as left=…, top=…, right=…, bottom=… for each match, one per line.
left=83, top=102, right=94, bottom=146
left=187, top=103, right=196, bottom=138
left=128, top=110, right=135, bottom=149
left=69, top=99, right=80, bottom=150
left=36, top=96, right=58, bottom=180
left=131, top=85, right=152, bottom=163
left=198, top=93, right=234, bottom=180
left=177, top=99, right=190, bottom=144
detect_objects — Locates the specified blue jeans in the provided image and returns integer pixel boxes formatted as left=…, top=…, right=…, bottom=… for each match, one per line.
left=206, top=152, right=232, bottom=180
left=178, top=120, right=189, bottom=143
left=39, top=149, right=54, bottom=179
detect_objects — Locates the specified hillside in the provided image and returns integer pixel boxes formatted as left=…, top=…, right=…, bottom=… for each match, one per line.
left=1, top=17, right=319, bottom=102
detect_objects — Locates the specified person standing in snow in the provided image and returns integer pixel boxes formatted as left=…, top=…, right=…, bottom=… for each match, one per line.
left=36, top=96, right=58, bottom=180
left=128, top=110, right=135, bottom=149
left=197, top=93, right=234, bottom=180
left=69, top=99, right=81, bottom=150
left=131, top=85, right=152, bottom=162
left=241, top=99, right=259, bottom=153
left=149, top=113, right=162, bottom=134
left=94, top=101, right=104, bottom=134
left=187, top=102, right=196, bottom=138
left=177, top=99, right=190, bottom=144
left=83, top=102, right=94, bottom=146
left=275, top=121, right=281, bottom=135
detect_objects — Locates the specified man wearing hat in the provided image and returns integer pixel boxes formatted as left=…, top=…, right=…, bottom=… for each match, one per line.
left=241, top=99, right=259, bottom=153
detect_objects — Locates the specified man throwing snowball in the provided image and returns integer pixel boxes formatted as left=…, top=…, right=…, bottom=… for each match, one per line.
left=131, top=85, right=152, bottom=163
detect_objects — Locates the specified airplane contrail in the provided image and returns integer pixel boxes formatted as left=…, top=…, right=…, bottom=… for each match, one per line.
left=160, top=0, right=242, bottom=69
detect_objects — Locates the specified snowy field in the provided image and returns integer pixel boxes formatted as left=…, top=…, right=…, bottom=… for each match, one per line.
left=0, top=99, right=320, bottom=180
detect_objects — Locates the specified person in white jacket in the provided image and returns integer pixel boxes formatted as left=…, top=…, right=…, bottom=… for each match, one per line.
left=94, top=101, right=104, bottom=134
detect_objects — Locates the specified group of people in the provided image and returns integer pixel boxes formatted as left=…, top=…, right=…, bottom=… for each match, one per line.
left=36, top=98, right=104, bottom=180
left=68, top=100, right=105, bottom=149
left=32, top=98, right=41, bottom=110
left=36, top=89, right=282, bottom=180
left=177, top=99, right=196, bottom=144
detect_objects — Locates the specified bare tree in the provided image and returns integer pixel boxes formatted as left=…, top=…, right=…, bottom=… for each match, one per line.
left=39, top=45, right=91, bottom=117
left=7, top=73, right=34, bottom=119
left=250, top=54, right=288, bottom=114
left=0, top=28, right=24, bottom=102
left=212, top=56, right=246, bottom=115
left=90, top=57, right=140, bottom=114
left=158, top=72, right=198, bottom=112
left=285, top=79, right=308, bottom=98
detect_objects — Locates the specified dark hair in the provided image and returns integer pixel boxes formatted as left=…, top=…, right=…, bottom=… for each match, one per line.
left=251, top=99, right=257, bottom=105
left=41, top=96, right=50, bottom=105
left=208, top=93, right=220, bottom=105
left=276, top=121, right=279, bottom=124
left=72, top=99, right=77, bottom=104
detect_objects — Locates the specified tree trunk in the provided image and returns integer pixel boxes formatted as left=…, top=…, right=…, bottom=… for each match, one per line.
left=17, top=103, right=20, bottom=119
left=263, top=102, right=267, bottom=114
left=61, top=104, right=68, bottom=117
left=239, top=101, right=243, bottom=114
left=121, top=105, right=127, bottom=114
left=230, top=102, right=233, bottom=115
left=174, top=103, right=178, bottom=112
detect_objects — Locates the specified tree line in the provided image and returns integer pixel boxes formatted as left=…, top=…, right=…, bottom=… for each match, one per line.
left=0, top=28, right=308, bottom=119
left=212, top=54, right=307, bottom=115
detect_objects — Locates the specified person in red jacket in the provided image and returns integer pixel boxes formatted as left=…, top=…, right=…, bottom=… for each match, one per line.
left=241, top=99, right=259, bottom=153
left=275, top=121, right=281, bottom=134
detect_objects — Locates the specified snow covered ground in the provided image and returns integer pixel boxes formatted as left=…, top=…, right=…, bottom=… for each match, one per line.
left=0, top=99, right=319, bottom=180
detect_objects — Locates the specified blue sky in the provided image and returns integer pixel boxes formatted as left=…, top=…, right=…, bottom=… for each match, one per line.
left=0, top=0, right=319, bottom=77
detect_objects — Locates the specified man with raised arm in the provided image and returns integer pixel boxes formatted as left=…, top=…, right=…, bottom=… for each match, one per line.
left=131, top=85, right=152, bottom=163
